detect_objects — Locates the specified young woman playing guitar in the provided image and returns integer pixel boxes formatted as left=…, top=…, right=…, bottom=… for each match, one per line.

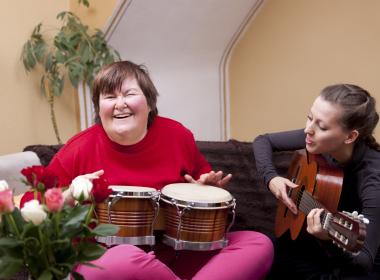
left=253, top=84, right=380, bottom=279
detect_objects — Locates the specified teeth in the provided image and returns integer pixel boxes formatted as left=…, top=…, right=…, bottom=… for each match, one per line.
left=113, top=114, right=131, bottom=118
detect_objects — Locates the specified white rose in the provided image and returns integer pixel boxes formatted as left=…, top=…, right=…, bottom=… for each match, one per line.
left=70, top=176, right=93, bottom=201
left=0, top=180, right=9, bottom=191
left=21, top=200, right=47, bottom=225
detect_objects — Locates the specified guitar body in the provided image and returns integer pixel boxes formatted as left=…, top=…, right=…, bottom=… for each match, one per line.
left=274, top=150, right=344, bottom=240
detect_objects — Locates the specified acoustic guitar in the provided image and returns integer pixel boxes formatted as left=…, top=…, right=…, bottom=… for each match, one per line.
left=274, top=149, right=367, bottom=253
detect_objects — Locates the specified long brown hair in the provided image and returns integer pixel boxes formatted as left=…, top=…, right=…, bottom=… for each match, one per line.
left=320, top=84, right=380, bottom=151
left=92, top=61, right=159, bottom=127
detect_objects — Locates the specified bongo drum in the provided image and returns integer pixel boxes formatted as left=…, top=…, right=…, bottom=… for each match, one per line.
left=96, top=186, right=160, bottom=246
left=160, top=183, right=236, bottom=251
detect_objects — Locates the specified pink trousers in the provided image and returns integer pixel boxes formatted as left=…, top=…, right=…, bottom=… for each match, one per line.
left=76, top=231, right=273, bottom=280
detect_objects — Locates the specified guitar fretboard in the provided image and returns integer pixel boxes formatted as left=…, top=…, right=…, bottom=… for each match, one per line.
left=297, top=190, right=329, bottom=225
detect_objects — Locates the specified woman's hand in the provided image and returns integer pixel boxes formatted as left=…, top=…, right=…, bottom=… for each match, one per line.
left=184, top=171, right=232, bottom=188
left=79, top=169, right=104, bottom=180
left=306, top=208, right=329, bottom=240
left=268, top=176, right=298, bottom=214
left=63, top=170, right=105, bottom=204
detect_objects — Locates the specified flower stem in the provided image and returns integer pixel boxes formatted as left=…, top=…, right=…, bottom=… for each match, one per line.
left=85, top=203, right=95, bottom=226
left=54, top=212, right=61, bottom=238
left=38, top=227, right=51, bottom=269
left=6, top=214, right=21, bottom=237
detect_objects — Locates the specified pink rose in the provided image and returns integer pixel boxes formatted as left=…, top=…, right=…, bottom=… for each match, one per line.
left=0, top=189, right=15, bottom=213
left=45, top=188, right=64, bottom=212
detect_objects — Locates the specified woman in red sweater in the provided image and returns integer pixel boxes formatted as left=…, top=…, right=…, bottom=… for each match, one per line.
left=25, top=61, right=274, bottom=280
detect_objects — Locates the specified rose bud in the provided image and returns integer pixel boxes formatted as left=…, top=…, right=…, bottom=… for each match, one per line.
left=0, top=189, right=15, bottom=214
left=45, top=188, right=64, bottom=212
left=0, top=180, right=9, bottom=192
left=91, top=177, right=111, bottom=203
left=62, top=188, right=76, bottom=207
left=21, top=200, right=47, bottom=225
left=70, top=176, right=93, bottom=201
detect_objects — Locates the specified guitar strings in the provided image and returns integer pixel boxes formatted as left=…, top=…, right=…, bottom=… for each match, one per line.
left=297, top=190, right=329, bottom=224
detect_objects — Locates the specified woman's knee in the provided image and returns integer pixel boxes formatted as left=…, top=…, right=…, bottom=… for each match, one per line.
left=228, top=231, right=274, bottom=249
left=76, top=245, right=179, bottom=280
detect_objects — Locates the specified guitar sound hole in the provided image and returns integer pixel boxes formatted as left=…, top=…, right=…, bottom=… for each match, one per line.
left=295, top=186, right=305, bottom=208
left=283, top=183, right=303, bottom=218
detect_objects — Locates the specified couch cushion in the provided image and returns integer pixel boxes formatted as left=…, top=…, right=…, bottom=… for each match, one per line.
left=196, top=140, right=294, bottom=237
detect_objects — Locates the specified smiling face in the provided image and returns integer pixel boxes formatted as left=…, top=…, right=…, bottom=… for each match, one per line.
left=304, top=96, right=354, bottom=160
left=99, top=77, right=151, bottom=145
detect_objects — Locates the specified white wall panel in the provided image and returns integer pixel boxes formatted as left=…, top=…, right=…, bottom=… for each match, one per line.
left=107, top=0, right=261, bottom=140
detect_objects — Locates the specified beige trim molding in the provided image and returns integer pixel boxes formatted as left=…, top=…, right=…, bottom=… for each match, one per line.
left=103, top=0, right=131, bottom=41
left=222, top=0, right=265, bottom=140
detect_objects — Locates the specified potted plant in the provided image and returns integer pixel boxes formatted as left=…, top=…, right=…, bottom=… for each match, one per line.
left=21, top=1, right=120, bottom=144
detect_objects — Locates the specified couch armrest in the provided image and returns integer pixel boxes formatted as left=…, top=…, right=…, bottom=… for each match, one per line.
left=0, top=151, right=41, bottom=195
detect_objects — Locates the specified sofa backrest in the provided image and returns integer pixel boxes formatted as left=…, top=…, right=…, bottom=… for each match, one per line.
left=24, top=141, right=295, bottom=236
left=196, top=140, right=294, bottom=236
left=24, top=144, right=63, bottom=166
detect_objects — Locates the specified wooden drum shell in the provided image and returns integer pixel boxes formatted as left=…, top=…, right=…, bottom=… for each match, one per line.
left=161, top=202, right=229, bottom=242
left=96, top=197, right=156, bottom=237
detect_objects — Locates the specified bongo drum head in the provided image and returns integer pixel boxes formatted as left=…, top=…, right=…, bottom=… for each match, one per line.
left=109, top=185, right=157, bottom=198
left=161, top=183, right=233, bottom=208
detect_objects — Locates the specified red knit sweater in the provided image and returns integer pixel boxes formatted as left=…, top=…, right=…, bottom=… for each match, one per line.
left=48, top=116, right=211, bottom=190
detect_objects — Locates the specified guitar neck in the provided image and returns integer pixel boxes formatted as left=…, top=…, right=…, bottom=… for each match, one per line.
left=297, top=190, right=366, bottom=254
left=298, top=191, right=329, bottom=224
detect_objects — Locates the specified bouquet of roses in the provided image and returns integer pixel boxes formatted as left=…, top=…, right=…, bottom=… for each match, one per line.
left=0, top=166, right=117, bottom=280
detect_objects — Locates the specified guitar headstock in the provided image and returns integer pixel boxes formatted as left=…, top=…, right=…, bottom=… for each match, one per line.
left=326, top=211, right=368, bottom=254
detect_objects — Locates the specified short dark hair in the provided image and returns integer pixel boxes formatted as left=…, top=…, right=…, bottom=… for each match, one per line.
left=320, top=84, right=380, bottom=150
left=92, top=61, right=159, bottom=127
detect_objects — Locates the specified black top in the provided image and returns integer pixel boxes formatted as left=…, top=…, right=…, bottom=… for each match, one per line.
left=253, top=129, right=380, bottom=273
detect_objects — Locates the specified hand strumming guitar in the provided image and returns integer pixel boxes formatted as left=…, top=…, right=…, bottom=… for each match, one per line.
left=269, top=176, right=298, bottom=215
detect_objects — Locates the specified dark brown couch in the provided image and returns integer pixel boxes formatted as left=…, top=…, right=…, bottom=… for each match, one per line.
left=24, top=140, right=295, bottom=237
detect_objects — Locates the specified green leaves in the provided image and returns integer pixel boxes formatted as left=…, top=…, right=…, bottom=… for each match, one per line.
left=91, top=223, right=119, bottom=236
left=21, top=7, right=120, bottom=143
left=77, top=242, right=106, bottom=261
left=21, top=9, right=120, bottom=99
left=77, top=0, right=90, bottom=8
left=0, top=237, right=23, bottom=248
left=0, top=202, right=119, bottom=279
left=21, top=23, right=47, bottom=72
left=0, top=255, right=24, bottom=279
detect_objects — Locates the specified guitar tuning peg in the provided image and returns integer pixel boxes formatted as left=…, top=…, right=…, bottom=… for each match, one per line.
left=352, top=211, right=358, bottom=217
left=358, top=214, right=370, bottom=224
